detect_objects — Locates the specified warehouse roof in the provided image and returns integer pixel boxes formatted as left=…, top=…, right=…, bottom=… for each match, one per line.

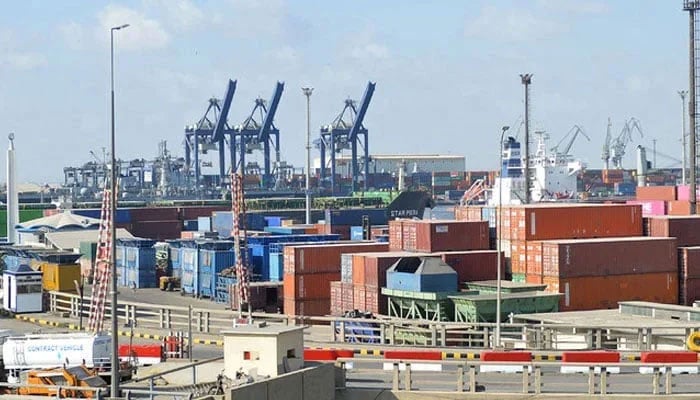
left=17, top=211, right=101, bottom=231
left=45, top=228, right=133, bottom=251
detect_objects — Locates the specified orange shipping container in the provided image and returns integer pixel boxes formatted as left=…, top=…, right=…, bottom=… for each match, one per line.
left=401, top=220, right=489, bottom=252
left=283, top=242, right=389, bottom=275
left=525, top=274, right=543, bottom=284
left=284, top=272, right=340, bottom=300
left=283, top=298, right=331, bottom=316
left=388, top=220, right=404, bottom=251
left=636, top=186, right=677, bottom=201
left=526, top=241, right=543, bottom=277
left=543, top=272, right=677, bottom=311
left=351, top=254, right=367, bottom=285
left=502, top=204, right=642, bottom=241
left=667, top=201, right=692, bottom=216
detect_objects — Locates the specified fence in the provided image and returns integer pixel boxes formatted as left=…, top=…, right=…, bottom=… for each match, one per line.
left=47, top=291, right=700, bottom=351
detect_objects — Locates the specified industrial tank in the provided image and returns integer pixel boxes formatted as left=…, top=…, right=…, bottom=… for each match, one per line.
left=2, top=333, right=111, bottom=371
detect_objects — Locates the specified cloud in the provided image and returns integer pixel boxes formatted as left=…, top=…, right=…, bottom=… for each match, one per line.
left=536, top=0, right=610, bottom=15
left=2, top=52, right=47, bottom=70
left=58, top=22, right=88, bottom=50
left=465, top=5, right=563, bottom=42
left=97, top=4, right=169, bottom=51
left=144, top=0, right=205, bottom=30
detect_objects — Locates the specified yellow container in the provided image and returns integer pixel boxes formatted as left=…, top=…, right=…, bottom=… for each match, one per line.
left=40, top=263, right=81, bottom=292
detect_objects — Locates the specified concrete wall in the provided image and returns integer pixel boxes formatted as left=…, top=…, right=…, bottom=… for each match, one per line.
left=226, top=363, right=335, bottom=400
left=224, top=328, right=303, bottom=379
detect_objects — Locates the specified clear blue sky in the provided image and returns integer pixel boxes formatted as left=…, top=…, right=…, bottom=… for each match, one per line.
left=0, top=0, right=689, bottom=183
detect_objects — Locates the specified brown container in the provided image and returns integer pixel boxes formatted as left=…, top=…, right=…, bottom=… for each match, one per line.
left=355, top=251, right=427, bottom=287
left=129, top=207, right=180, bottom=222
left=543, top=272, right=678, bottom=311
left=649, top=216, right=700, bottom=246
left=129, top=220, right=182, bottom=240
left=327, top=224, right=352, bottom=240
left=364, top=284, right=385, bottom=315
left=679, top=247, right=700, bottom=279
left=353, top=284, right=367, bottom=311
left=501, top=204, right=642, bottom=241
left=636, top=186, right=677, bottom=201
left=402, top=220, right=489, bottom=252
left=283, top=242, right=389, bottom=275
left=351, top=254, right=367, bottom=285
left=454, top=206, right=483, bottom=222
left=283, top=298, right=331, bottom=316
left=541, top=237, right=677, bottom=278
left=388, top=219, right=404, bottom=250
left=284, top=272, right=340, bottom=300
left=439, top=250, right=504, bottom=283
left=510, top=240, right=527, bottom=275
left=668, top=201, right=691, bottom=216
left=525, top=241, right=543, bottom=277
left=680, top=277, right=700, bottom=306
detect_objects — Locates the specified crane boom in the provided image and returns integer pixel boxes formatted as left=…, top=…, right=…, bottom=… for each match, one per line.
left=211, top=79, right=237, bottom=143
left=348, top=81, right=376, bottom=141
left=258, top=81, right=284, bottom=142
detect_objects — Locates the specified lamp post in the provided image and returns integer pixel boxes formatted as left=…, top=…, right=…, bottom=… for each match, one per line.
left=495, top=125, right=509, bottom=349
left=680, top=90, right=689, bottom=184
left=302, top=87, right=313, bottom=225
left=110, top=22, right=129, bottom=398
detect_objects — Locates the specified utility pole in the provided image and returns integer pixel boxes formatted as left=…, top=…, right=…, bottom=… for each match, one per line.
left=653, top=138, right=657, bottom=168
left=680, top=90, right=689, bottom=184
left=520, top=74, right=533, bottom=204
left=302, top=87, right=313, bottom=225
left=685, top=0, right=699, bottom=214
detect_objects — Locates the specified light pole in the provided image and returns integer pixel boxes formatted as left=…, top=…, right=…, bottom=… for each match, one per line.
left=680, top=90, right=689, bottom=184
left=110, top=22, right=129, bottom=398
left=495, top=125, right=509, bottom=349
left=302, top=87, right=313, bottom=225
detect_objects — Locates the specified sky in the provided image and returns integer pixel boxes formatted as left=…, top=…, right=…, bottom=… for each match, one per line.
left=0, top=0, right=691, bottom=183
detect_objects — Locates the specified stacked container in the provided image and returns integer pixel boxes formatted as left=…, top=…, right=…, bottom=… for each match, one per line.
left=389, top=219, right=489, bottom=252
left=197, top=241, right=235, bottom=298
left=117, top=238, right=157, bottom=288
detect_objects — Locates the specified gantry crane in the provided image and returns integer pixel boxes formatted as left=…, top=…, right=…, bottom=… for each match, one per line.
left=317, top=82, right=376, bottom=195
left=184, top=80, right=237, bottom=188
left=551, top=124, right=590, bottom=159
left=232, top=82, right=284, bottom=189
left=611, top=117, right=644, bottom=169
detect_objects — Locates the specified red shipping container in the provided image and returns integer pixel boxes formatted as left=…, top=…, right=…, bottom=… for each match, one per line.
left=626, top=200, right=666, bottom=217
left=543, top=272, right=678, bottom=311
left=283, top=242, right=389, bottom=275
left=680, top=277, right=700, bottom=306
left=679, top=247, right=700, bottom=279
left=351, top=254, right=367, bottom=285
left=510, top=240, right=527, bottom=275
left=526, top=241, right=543, bottom=277
left=649, top=216, right=700, bottom=247
left=353, top=284, right=367, bottom=311
left=541, top=237, right=676, bottom=278
left=668, top=201, right=692, bottom=216
left=129, top=207, right=180, bottom=221
left=388, top=220, right=404, bottom=250
left=401, top=220, right=489, bottom=252
left=502, top=204, right=642, bottom=241
left=636, top=186, right=677, bottom=201
left=439, top=250, right=504, bottom=283
left=130, top=220, right=182, bottom=240
left=352, top=251, right=428, bottom=287
left=283, top=298, right=331, bottom=316
left=283, top=272, right=340, bottom=300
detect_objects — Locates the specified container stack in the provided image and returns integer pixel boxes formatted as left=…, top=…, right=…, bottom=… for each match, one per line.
left=174, top=240, right=236, bottom=298
left=629, top=185, right=700, bottom=216
left=282, top=242, right=389, bottom=316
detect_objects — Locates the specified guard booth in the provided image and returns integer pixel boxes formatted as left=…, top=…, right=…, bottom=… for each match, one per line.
left=2, top=265, right=43, bottom=313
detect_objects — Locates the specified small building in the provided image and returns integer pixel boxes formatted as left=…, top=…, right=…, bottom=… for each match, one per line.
left=2, top=265, right=43, bottom=313
left=222, top=322, right=304, bottom=379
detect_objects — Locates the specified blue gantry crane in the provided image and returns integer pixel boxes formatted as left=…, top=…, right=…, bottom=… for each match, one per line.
left=233, top=81, right=284, bottom=189
left=184, top=79, right=237, bottom=188
left=317, top=81, right=376, bottom=195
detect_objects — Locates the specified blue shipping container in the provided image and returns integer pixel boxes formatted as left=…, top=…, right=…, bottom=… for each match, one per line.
left=350, top=226, right=364, bottom=241
left=125, top=246, right=156, bottom=269
left=324, top=208, right=388, bottom=226
left=180, top=247, right=198, bottom=295
left=125, top=268, right=157, bottom=288
left=183, top=219, right=199, bottom=232
left=264, top=216, right=284, bottom=227
left=198, top=216, right=212, bottom=232
left=269, top=253, right=284, bottom=281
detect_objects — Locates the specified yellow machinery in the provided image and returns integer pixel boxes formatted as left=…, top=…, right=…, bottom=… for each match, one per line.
left=18, top=365, right=107, bottom=398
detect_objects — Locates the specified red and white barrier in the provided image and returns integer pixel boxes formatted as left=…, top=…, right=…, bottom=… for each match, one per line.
left=639, top=351, right=699, bottom=374
left=118, top=344, right=163, bottom=366
left=382, top=350, right=442, bottom=372
left=560, top=351, right=620, bottom=374
left=479, top=351, right=532, bottom=373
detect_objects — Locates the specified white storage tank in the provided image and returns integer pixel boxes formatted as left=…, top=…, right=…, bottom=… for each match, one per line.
left=2, top=265, right=43, bottom=313
left=2, top=333, right=111, bottom=373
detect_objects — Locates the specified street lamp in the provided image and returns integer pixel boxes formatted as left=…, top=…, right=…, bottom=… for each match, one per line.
left=110, top=22, right=129, bottom=399
left=302, top=87, right=313, bottom=225
left=495, top=125, right=509, bottom=349
left=680, top=90, right=689, bottom=184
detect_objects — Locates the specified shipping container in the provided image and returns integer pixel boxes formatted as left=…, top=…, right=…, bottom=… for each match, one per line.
left=636, top=186, right=677, bottom=201
left=626, top=200, right=666, bottom=217
left=283, top=272, right=341, bottom=300
left=439, top=250, right=505, bottom=283
left=680, top=277, right=700, bottom=306
left=282, top=242, right=388, bottom=275
left=197, top=216, right=212, bottom=232
left=283, top=298, right=331, bottom=316
left=396, top=220, right=489, bottom=252
left=129, top=220, right=182, bottom=240
left=350, top=226, right=364, bottom=241
left=676, top=185, right=699, bottom=201
left=541, top=237, right=676, bottom=278
left=324, top=208, right=388, bottom=226
left=525, top=241, right=543, bottom=278
left=500, top=204, right=642, bottom=241
left=667, top=201, right=692, bottom=216
left=341, top=254, right=353, bottom=283
left=39, top=263, right=81, bottom=292
left=543, top=272, right=678, bottom=311
left=388, top=220, right=404, bottom=251
left=679, top=247, right=700, bottom=279
left=649, top=216, right=700, bottom=246
left=129, top=207, right=179, bottom=221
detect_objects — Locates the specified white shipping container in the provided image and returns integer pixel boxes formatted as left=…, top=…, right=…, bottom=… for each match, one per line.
left=2, top=333, right=111, bottom=371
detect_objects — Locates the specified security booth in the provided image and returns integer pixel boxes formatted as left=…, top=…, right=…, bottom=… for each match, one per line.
left=2, top=264, right=43, bottom=313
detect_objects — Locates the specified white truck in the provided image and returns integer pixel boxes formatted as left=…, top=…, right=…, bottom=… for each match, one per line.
left=2, top=332, right=111, bottom=382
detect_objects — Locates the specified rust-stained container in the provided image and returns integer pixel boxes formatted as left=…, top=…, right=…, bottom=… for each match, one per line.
left=636, top=186, right=677, bottom=201
left=439, top=250, right=504, bottom=283
left=541, top=237, right=676, bottom=278
left=680, top=277, right=700, bottom=306
left=129, top=207, right=180, bottom=221
left=130, top=220, right=182, bottom=240
left=351, top=283, right=386, bottom=315
left=649, top=216, right=700, bottom=247
left=679, top=247, right=700, bottom=279
left=501, top=204, right=642, bottom=241
left=283, top=242, right=389, bottom=275
left=283, top=298, right=331, bottom=316
left=668, top=201, right=692, bottom=216
left=526, top=241, right=543, bottom=277
left=388, top=219, right=404, bottom=250
left=283, top=272, right=340, bottom=300
left=401, top=220, right=489, bottom=252
left=543, top=272, right=678, bottom=311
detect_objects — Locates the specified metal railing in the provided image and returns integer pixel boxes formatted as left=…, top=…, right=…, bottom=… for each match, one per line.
left=337, top=358, right=700, bottom=395
left=47, top=291, right=700, bottom=351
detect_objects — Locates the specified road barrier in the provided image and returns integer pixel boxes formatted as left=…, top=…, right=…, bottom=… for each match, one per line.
left=640, top=351, right=699, bottom=374
left=480, top=350, right=532, bottom=373
left=561, top=351, right=621, bottom=374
